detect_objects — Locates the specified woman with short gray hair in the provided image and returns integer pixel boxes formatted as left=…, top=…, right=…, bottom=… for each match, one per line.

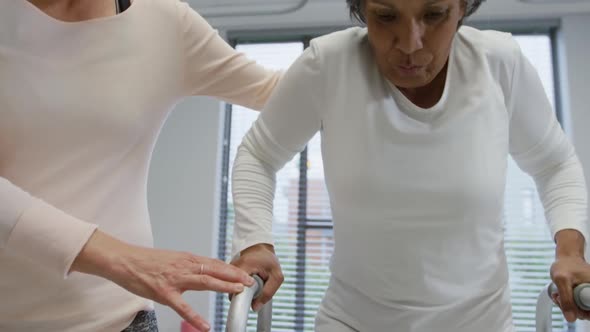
left=231, top=0, right=590, bottom=331
left=347, top=0, right=485, bottom=22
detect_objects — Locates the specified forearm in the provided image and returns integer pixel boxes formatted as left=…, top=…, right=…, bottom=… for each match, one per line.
left=532, top=153, right=589, bottom=246
left=0, top=179, right=98, bottom=278
left=70, top=229, right=131, bottom=279
left=0, top=177, right=33, bottom=248
left=71, top=228, right=255, bottom=332
left=231, top=143, right=277, bottom=259
left=555, top=229, right=586, bottom=259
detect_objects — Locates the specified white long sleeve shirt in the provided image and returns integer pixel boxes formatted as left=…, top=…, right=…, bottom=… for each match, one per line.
left=0, top=1, right=280, bottom=331
left=231, top=27, right=588, bottom=331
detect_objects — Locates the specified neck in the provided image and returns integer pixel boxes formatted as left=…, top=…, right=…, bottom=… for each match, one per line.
left=27, top=0, right=117, bottom=22
left=28, top=0, right=80, bottom=8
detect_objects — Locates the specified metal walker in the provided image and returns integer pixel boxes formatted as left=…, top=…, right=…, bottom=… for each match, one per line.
left=226, top=278, right=590, bottom=332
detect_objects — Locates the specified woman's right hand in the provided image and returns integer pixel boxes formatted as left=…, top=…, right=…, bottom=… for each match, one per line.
left=71, top=230, right=255, bottom=332
left=231, top=243, right=284, bottom=312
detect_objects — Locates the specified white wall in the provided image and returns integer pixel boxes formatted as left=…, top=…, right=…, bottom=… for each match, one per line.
left=147, top=8, right=590, bottom=332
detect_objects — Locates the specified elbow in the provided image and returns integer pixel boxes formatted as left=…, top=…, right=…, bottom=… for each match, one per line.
left=253, top=70, right=283, bottom=111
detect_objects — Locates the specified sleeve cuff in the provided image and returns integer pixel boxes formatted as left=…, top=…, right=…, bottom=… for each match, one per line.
left=230, top=235, right=274, bottom=262
left=551, top=221, right=589, bottom=251
left=5, top=199, right=98, bottom=279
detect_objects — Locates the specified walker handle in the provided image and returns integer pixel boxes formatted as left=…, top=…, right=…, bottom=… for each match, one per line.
left=548, top=283, right=590, bottom=311
left=226, top=275, right=272, bottom=332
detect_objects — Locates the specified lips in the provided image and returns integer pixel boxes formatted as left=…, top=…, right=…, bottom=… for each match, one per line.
left=396, top=64, right=424, bottom=76
left=398, top=64, right=422, bottom=70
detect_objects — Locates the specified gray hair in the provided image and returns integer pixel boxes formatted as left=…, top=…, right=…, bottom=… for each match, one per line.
left=346, top=0, right=486, bottom=24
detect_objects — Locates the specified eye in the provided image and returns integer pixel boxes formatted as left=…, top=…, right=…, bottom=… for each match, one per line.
left=423, top=10, right=447, bottom=22
left=375, top=11, right=397, bottom=22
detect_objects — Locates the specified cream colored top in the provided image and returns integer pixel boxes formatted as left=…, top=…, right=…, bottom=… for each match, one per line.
left=0, top=0, right=280, bottom=331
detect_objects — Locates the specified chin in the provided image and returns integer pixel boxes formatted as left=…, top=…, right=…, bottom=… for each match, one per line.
left=388, top=76, right=432, bottom=89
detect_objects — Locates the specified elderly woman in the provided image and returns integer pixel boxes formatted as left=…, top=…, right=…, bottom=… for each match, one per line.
left=230, top=0, right=590, bottom=331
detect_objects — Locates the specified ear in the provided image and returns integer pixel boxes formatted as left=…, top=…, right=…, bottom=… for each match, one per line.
left=459, top=0, right=468, bottom=18
left=456, top=0, right=468, bottom=28
left=359, top=0, right=367, bottom=24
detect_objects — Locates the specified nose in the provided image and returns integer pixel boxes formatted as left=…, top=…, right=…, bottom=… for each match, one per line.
left=394, top=20, right=424, bottom=55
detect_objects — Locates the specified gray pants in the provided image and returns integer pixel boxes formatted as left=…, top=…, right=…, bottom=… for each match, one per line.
left=121, top=311, right=158, bottom=332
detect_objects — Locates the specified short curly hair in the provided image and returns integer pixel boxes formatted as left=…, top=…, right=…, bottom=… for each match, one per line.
left=346, top=0, right=486, bottom=24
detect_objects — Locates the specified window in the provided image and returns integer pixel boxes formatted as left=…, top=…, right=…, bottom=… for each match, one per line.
left=215, top=41, right=309, bottom=332
left=215, top=31, right=569, bottom=332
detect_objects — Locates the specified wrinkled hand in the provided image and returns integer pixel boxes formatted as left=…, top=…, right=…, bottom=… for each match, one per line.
left=71, top=230, right=255, bottom=332
left=231, top=243, right=284, bottom=312
left=550, top=255, right=590, bottom=322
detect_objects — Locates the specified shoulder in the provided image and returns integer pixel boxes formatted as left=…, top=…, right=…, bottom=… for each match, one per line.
left=455, top=26, right=521, bottom=67
left=454, top=26, right=524, bottom=98
left=310, top=27, right=369, bottom=58
left=132, top=0, right=189, bottom=20
left=305, top=27, right=373, bottom=75
left=311, top=27, right=368, bottom=50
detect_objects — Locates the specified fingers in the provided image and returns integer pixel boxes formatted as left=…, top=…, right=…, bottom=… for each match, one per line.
left=180, top=274, right=247, bottom=294
left=252, top=268, right=284, bottom=312
left=168, top=294, right=211, bottom=332
left=580, top=310, right=590, bottom=320
left=554, top=276, right=577, bottom=322
left=198, top=259, right=256, bottom=287
left=573, top=296, right=590, bottom=320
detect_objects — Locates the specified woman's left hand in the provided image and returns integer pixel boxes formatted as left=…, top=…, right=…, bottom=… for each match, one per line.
left=550, top=255, right=590, bottom=322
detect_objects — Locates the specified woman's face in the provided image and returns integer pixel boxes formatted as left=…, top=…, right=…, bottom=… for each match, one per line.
left=364, top=0, right=465, bottom=89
